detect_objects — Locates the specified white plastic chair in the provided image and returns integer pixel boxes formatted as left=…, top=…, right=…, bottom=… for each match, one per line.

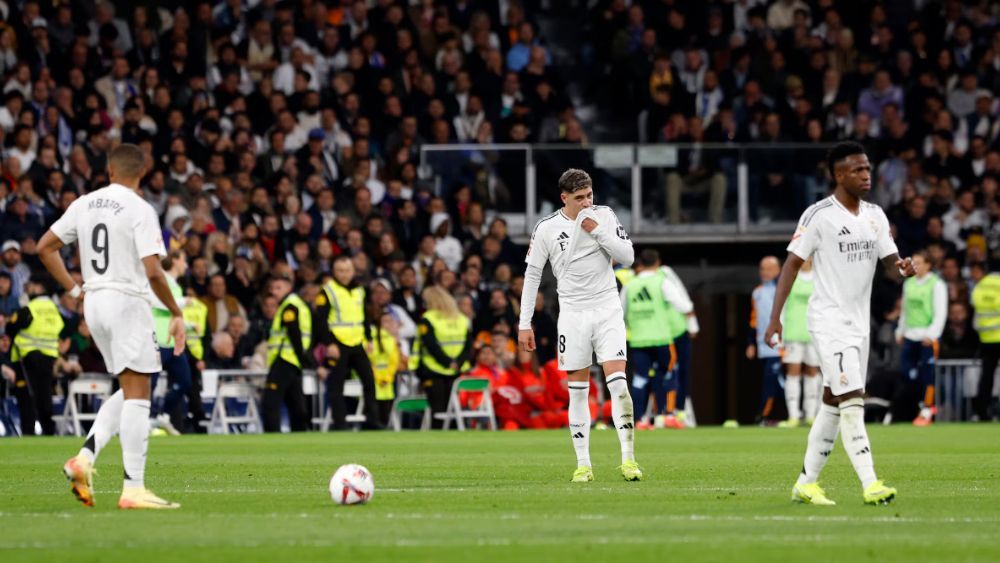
left=317, top=378, right=367, bottom=431
left=61, top=377, right=113, bottom=437
left=207, top=382, right=262, bottom=434
left=434, top=377, right=496, bottom=431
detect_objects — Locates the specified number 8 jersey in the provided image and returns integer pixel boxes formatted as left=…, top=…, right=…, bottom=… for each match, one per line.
left=50, top=183, right=167, bottom=300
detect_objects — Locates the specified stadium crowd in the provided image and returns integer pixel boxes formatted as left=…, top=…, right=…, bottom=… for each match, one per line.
left=1, top=0, right=1000, bottom=433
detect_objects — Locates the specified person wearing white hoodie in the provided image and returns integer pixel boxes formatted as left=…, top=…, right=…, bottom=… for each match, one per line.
left=430, top=212, right=463, bottom=273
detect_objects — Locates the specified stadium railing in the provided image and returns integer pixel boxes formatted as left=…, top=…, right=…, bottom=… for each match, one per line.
left=419, top=142, right=835, bottom=243
left=935, top=359, right=1000, bottom=422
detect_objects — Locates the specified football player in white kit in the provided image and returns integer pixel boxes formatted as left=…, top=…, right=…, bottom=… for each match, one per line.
left=765, top=142, right=916, bottom=506
left=518, top=169, right=640, bottom=482
left=36, top=144, right=186, bottom=509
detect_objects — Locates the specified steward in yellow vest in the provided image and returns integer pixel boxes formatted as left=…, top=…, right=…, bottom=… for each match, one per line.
left=5, top=275, right=65, bottom=435
left=411, top=286, right=473, bottom=428
left=972, top=269, right=1000, bottom=420
left=181, top=286, right=209, bottom=431
left=366, top=312, right=404, bottom=427
left=313, top=257, right=381, bottom=430
left=261, top=272, right=312, bottom=433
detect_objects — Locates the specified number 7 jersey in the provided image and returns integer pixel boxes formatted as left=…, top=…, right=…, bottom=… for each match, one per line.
left=50, top=183, right=167, bottom=300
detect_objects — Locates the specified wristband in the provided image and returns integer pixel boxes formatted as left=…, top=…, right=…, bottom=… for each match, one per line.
left=68, top=285, right=82, bottom=299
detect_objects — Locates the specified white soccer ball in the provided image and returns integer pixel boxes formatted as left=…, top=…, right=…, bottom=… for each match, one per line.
left=329, top=464, right=375, bottom=505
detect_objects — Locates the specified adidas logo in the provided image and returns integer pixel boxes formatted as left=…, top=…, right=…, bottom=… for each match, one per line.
left=572, top=432, right=585, bottom=439
left=838, top=226, right=851, bottom=236
left=631, top=287, right=654, bottom=303
left=616, top=350, right=626, bottom=358
left=557, top=232, right=569, bottom=240
left=618, top=423, right=634, bottom=430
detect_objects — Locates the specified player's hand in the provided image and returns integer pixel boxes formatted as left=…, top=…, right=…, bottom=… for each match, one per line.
left=921, top=337, right=933, bottom=347
left=896, top=335, right=904, bottom=345
left=764, top=320, right=782, bottom=350
left=581, top=217, right=598, bottom=233
left=169, top=315, right=187, bottom=356
left=896, top=257, right=916, bottom=277
left=518, top=329, right=536, bottom=352
left=745, top=344, right=756, bottom=359
left=326, top=343, right=340, bottom=360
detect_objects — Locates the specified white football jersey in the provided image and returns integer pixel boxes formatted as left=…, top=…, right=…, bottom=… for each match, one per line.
left=787, top=196, right=898, bottom=338
left=526, top=205, right=627, bottom=311
left=50, top=184, right=166, bottom=300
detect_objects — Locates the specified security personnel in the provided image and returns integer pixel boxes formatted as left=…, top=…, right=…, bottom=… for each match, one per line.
left=6, top=274, right=65, bottom=435
left=895, top=251, right=947, bottom=426
left=182, top=286, right=209, bottom=432
left=367, top=310, right=402, bottom=427
left=621, top=249, right=683, bottom=429
left=151, top=251, right=191, bottom=434
left=263, top=272, right=312, bottom=432
left=315, top=256, right=380, bottom=430
left=409, top=286, right=473, bottom=428
left=971, top=265, right=1000, bottom=421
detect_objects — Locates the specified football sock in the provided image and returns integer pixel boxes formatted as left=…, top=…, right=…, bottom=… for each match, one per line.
left=803, top=375, right=819, bottom=419
left=796, top=403, right=839, bottom=486
left=785, top=375, right=802, bottom=421
left=839, top=397, right=877, bottom=488
left=120, top=399, right=151, bottom=488
left=568, top=384, right=591, bottom=468
left=606, top=372, right=635, bottom=463
left=79, top=389, right=124, bottom=464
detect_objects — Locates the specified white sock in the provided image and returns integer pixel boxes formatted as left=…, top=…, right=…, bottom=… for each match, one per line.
left=796, top=403, right=840, bottom=485
left=803, top=375, right=819, bottom=420
left=79, top=389, right=124, bottom=464
left=120, top=399, right=151, bottom=489
left=839, top=397, right=877, bottom=488
left=785, top=375, right=802, bottom=421
left=568, top=384, right=591, bottom=468
left=606, top=372, right=635, bottom=464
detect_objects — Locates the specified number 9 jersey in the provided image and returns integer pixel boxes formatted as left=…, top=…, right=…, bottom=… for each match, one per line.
left=50, top=183, right=167, bottom=300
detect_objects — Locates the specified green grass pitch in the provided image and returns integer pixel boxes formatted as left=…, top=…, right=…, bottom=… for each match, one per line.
left=2, top=425, right=999, bottom=562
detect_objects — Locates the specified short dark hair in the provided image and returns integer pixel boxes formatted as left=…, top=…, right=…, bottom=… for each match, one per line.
left=108, top=143, right=146, bottom=180
left=826, top=141, right=866, bottom=178
left=558, top=168, right=592, bottom=193
left=638, top=249, right=660, bottom=267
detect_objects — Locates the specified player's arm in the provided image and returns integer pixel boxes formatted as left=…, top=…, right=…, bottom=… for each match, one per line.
left=586, top=209, right=634, bottom=266
left=518, top=223, right=550, bottom=352
left=880, top=253, right=916, bottom=278
left=143, top=255, right=186, bottom=355
left=764, top=253, right=805, bottom=349
left=927, top=277, right=948, bottom=342
left=37, top=231, right=81, bottom=297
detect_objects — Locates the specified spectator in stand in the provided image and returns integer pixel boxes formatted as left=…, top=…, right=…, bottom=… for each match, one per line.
left=201, top=274, right=247, bottom=334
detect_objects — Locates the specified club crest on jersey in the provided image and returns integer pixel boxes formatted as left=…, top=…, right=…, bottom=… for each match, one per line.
left=869, top=219, right=879, bottom=233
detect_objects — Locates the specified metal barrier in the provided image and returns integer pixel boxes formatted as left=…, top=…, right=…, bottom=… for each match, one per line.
left=935, top=359, right=1000, bottom=422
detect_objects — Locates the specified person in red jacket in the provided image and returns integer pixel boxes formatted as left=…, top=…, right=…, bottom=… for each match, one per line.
left=509, top=348, right=566, bottom=428
left=468, top=346, right=551, bottom=430
left=541, top=355, right=611, bottom=425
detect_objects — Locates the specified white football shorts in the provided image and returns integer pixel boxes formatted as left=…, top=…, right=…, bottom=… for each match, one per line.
left=782, top=341, right=820, bottom=367
left=811, top=330, right=869, bottom=396
left=84, top=289, right=162, bottom=375
left=556, top=303, right=627, bottom=371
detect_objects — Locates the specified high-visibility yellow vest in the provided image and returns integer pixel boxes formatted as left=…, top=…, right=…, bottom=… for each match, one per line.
left=367, top=331, right=399, bottom=401
left=183, top=297, right=208, bottom=360
left=972, top=273, right=1000, bottom=344
left=267, top=293, right=313, bottom=368
left=322, top=280, right=365, bottom=346
left=13, top=297, right=64, bottom=361
left=409, top=310, right=469, bottom=376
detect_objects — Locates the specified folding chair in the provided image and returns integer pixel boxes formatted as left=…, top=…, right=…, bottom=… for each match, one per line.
left=388, top=395, right=431, bottom=431
left=318, top=378, right=367, bottom=431
left=207, top=382, right=262, bottom=434
left=434, top=377, right=496, bottom=431
left=63, top=377, right=113, bottom=437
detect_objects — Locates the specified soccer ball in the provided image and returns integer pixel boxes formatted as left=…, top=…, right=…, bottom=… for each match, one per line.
left=329, top=464, right=375, bottom=505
